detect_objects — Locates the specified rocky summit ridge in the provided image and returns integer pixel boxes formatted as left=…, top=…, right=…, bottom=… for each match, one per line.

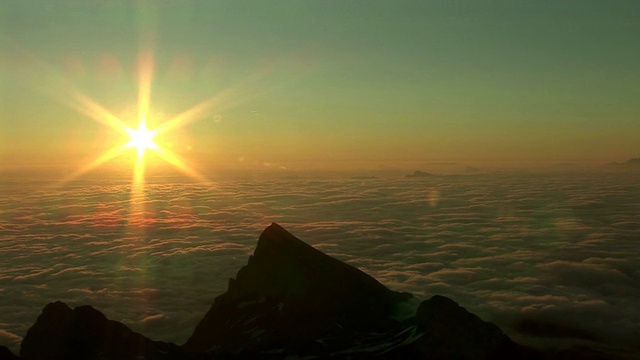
left=4, top=223, right=543, bottom=360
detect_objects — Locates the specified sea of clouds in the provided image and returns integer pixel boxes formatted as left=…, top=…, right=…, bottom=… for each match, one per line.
left=0, top=173, right=638, bottom=357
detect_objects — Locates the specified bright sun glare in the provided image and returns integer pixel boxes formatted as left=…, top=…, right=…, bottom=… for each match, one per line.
left=126, top=121, right=157, bottom=156
left=59, top=52, right=216, bottom=187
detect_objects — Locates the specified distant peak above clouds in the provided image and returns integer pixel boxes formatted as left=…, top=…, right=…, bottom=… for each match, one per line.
left=622, top=158, right=640, bottom=165
left=604, top=157, right=640, bottom=170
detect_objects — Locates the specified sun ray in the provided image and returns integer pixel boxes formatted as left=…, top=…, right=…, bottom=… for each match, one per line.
left=137, top=51, right=154, bottom=128
left=129, top=151, right=148, bottom=231
left=133, top=148, right=146, bottom=187
left=9, top=45, right=132, bottom=136
left=59, top=142, right=131, bottom=183
left=152, top=146, right=208, bottom=182
left=153, top=96, right=220, bottom=136
left=67, top=90, right=131, bottom=135
left=151, top=73, right=257, bottom=137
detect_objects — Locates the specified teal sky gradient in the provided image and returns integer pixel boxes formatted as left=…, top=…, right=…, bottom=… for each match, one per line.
left=2, top=1, right=639, bottom=172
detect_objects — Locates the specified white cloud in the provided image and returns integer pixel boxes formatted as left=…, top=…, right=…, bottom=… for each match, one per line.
left=0, top=330, right=21, bottom=354
left=0, top=174, right=638, bottom=355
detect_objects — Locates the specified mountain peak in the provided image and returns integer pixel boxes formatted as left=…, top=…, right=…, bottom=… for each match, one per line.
left=243, top=223, right=406, bottom=302
left=260, top=222, right=292, bottom=239
left=184, top=223, right=412, bottom=355
left=254, top=222, right=317, bottom=257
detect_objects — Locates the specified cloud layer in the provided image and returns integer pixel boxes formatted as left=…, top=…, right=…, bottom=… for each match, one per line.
left=0, top=173, right=638, bottom=355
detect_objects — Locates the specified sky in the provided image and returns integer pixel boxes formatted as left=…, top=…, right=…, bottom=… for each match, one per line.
left=1, top=0, right=639, bottom=174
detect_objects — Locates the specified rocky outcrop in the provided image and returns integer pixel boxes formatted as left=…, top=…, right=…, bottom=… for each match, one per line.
left=18, top=301, right=182, bottom=360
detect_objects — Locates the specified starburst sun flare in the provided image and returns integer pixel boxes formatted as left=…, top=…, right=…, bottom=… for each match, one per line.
left=127, top=121, right=158, bottom=157
left=59, top=52, right=213, bottom=187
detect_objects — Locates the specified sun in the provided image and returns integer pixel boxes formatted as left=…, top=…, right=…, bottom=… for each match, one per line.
left=57, top=52, right=217, bottom=187
left=126, top=121, right=157, bottom=156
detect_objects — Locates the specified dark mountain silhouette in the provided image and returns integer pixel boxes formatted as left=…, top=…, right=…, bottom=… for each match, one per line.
left=12, top=223, right=619, bottom=359
left=18, top=302, right=181, bottom=360
left=183, top=223, right=414, bottom=358
left=0, top=346, right=19, bottom=360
